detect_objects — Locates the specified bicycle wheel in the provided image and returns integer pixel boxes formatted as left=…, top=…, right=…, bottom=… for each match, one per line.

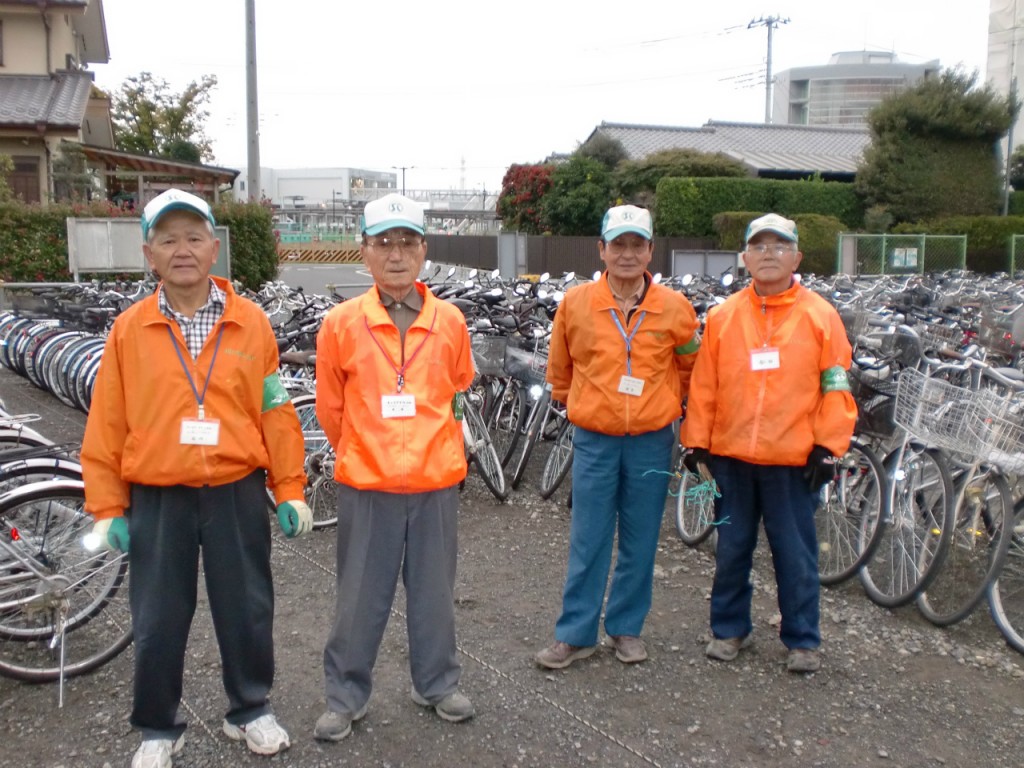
left=290, top=394, right=337, bottom=528
left=463, top=398, right=507, bottom=501
left=0, top=457, right=84, bottom=495
left=539, top=419, right=574, bottom=500
left=509, top=388, right=551, bottom=490
left=675, top=468, right=717, bottom=547
left=860, top=445, right=954, bottom=608
left=817, top=438, right=888, bottom=586
left=0, top=481, right=132, bottom=682
left=487, top=380, right=526, bottom=467
left=917, top=467, right=1014, bottom=626
left=988, top=503, right=1024, bottom=654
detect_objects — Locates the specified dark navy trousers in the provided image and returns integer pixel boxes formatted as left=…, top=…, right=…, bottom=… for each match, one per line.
left=708, top=456, right=821, bottom=649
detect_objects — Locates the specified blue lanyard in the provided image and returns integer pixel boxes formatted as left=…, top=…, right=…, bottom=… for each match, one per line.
left=609, top=310, right=645, bottom=376
left=167, top=324, right=225, bottom=419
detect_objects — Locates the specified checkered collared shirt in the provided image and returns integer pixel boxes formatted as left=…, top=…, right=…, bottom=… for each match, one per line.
left=158, top=279, right=226, bottom=359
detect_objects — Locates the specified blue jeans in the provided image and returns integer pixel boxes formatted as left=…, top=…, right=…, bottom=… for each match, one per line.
left=708, top=457, right=820, bottom=649
left=554, top=424, right=674, bottom=646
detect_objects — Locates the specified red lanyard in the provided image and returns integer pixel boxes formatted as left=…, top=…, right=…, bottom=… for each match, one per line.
left=364, top=308, right=437, bottom=393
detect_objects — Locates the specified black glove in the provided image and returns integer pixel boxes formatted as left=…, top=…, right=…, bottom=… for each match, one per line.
left=683, top=447, right=712, bottom=475
left=803, top=445, right=835, bottom=492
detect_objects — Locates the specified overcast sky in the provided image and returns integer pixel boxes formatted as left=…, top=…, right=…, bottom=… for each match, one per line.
left=91, top=0, right=992, bottom=192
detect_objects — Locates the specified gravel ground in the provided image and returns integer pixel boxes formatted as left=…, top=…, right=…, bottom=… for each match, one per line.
left=1, top=365, right=1023, bottom=768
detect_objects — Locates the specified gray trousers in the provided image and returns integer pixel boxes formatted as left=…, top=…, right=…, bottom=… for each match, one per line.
left=323, top=484, right=461, bottom=714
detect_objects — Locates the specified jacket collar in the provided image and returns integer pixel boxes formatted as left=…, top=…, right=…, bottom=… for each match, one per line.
left=744, top=278, right=804, bottom=309
left=140, top=275, right=240, bottom=326
left=362, top=282, right=435, bottom=330
left=595, top=271, right=663, bottom=313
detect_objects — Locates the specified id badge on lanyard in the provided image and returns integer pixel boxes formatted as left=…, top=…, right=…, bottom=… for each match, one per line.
left=381, top=394, right=417, bottom=418
left=180, top=416, right=221, bottom=445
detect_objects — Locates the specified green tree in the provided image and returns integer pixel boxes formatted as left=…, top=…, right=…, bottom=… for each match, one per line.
left=111, top=72, right=217, bottom=162
left=52, top=143, right=95, bottom=202
left=1009, top=144, right=1024, bottom=190
left=540, top=156, right=612, bottom=236
left=577, top=133, right=628, bottom=171
left=855, top=68, right=1017, bottom=223
left=615, top=148, right=749, bottom=208
left=496, top=163, right=554, bottom=234
left=0, top=154, right=13, bottom=203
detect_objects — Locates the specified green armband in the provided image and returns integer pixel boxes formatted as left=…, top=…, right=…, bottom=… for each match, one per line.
left=675, top=334, right=701, bottom=355
left=262, top=373, right=290, bottom=412
left=821, top=366, right=851, bottom=393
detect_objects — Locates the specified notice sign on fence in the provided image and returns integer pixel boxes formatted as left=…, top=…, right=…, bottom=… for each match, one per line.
left=891, top=247, right=918, bottom=269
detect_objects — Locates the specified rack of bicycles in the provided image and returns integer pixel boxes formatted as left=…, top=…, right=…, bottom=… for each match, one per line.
left=4, top=269, right=1024, bottom=659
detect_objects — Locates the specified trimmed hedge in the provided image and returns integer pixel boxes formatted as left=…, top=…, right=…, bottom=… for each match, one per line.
left=655, top=177, right=863, bottom=238
left=0, top=199, right=277, bottom=289
left=713, top=211, right=846, bottom=276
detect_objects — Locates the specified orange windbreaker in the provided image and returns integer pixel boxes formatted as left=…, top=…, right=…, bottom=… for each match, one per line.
left=315, top=283, right=475, bottom=493
left=81, top=277, right=306, bottom=520
left=681, top=281, right=857, bottom=465
left=546, top=273, right=700, bottom=436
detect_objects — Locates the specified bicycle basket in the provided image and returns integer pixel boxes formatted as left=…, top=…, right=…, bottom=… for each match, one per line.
left=915, top=322, right=962, bottom=352
left=503, top=343, right=548, bottom=386
left=892, top=368, right=998, bottom=455
left=471, top=335, right=508, bottom=377
left=975, top=400, right=1024, bottom=473
left=840, top=308, right=871, bottom=345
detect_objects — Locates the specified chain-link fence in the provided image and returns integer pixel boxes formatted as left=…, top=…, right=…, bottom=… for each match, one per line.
left=836, top=234, right=967, bottom=275
left=1010, top=235, right=1024, bottom=275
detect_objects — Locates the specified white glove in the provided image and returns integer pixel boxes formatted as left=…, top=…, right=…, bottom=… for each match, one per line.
left=276, top=500, right=313, bottom=538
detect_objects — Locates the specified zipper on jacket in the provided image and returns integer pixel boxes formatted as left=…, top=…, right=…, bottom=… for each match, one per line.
left=748, top=299, right=769, bottom=456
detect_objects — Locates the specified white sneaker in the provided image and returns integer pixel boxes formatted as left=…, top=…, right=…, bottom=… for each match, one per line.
left=131, top=735, right=184, bottom=768
left=222, top=713, right=291, bottom=755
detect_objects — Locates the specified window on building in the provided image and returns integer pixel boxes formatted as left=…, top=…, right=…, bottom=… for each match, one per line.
left=11, top=157, right=41, bottom=203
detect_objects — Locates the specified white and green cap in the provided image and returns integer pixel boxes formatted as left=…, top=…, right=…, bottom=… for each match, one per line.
left=745, top=213, right=798, bottom=244
left=141, top=189, right=215, bottom=239
left=601, top=204, right=653, bottom=241
left=361, top=193, right=425, bottom=236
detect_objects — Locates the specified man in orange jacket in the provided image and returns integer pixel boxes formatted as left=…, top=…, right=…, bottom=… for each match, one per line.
left=81, top=189, right=311, bottom=768
left=314, top=193, right=476, bottom=742
left=535, top=204, right=700, bottom=670
left=681, top=213, right=857, bottom=674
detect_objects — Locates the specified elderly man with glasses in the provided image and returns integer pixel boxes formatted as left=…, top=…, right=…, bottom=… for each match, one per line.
left=681, top=213, right=857, bottom=674
left=313, top=193, right=476, bottom=742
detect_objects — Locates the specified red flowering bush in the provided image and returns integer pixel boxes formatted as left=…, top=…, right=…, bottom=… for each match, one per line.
left=497, top=164, right=554, bottom=234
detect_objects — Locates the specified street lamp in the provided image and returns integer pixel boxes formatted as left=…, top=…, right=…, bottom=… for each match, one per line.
left=391, top=165, right=415, bottom=196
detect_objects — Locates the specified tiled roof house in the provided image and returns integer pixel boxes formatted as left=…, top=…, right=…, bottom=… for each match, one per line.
left=584, top=120, right=872, bottom=179
left=0, top=0, right=236, bottom=204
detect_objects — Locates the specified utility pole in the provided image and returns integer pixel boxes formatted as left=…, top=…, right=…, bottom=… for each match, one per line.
left=392, top=166, right=414, bottom=196
left=748, top=15, right=789, bottom=124
left=245, top=0, right=260, bottom=201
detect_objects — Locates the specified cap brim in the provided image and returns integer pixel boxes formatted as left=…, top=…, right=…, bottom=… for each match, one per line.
left=364, top=218, right=425, bottom=236
left=747, top=225, right=797, bottom=244
left=603, top=225, right=652, bottom=242
left=143, top=202, right=214, bottom=237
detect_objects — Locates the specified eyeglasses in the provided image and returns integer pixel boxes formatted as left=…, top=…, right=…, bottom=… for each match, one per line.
left=747, top=243, right=796, bottom=256
left=367, top=235, right=424, bottom=252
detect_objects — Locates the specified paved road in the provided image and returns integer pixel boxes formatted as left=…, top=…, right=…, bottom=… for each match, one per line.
left=277, top=263, right=372, bottom=298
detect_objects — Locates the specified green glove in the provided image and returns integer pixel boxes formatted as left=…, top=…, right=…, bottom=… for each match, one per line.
left=91, top=517, right=130, bottom=553
left=276, top=500, right=313, bottom=538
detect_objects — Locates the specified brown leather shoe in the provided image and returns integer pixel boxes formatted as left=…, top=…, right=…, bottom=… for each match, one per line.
left=534, top=641, right=596, bottom=669
left=606, top=635, right=648, bottom=663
